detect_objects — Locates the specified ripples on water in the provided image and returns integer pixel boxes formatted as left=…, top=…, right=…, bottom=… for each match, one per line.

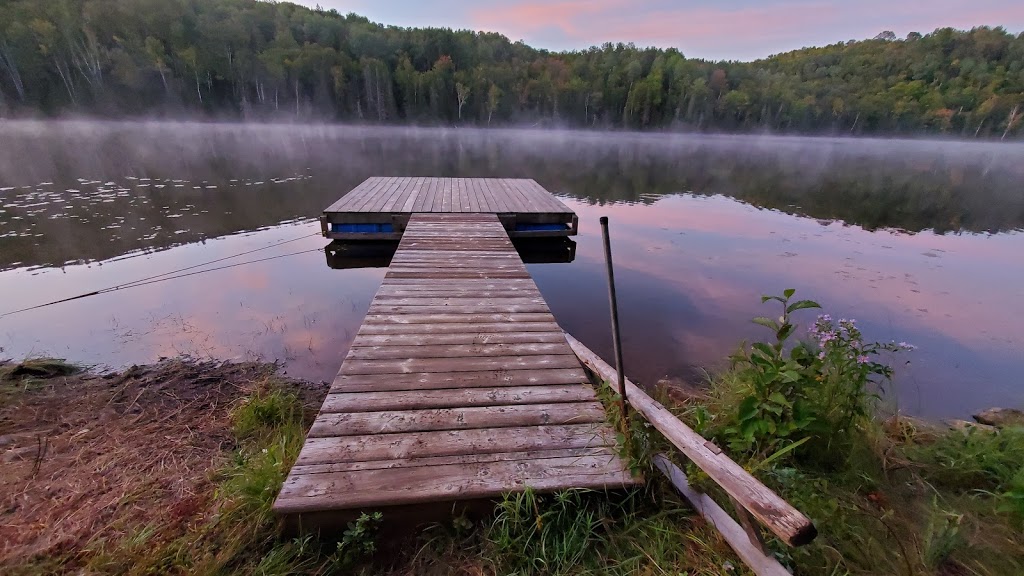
left=0, top=121, right=1021, bottom=418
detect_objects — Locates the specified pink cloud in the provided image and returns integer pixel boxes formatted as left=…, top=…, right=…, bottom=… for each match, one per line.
left=470, top=0, right=626, bottom=39
left=469, top=0, right=1024, bottom=58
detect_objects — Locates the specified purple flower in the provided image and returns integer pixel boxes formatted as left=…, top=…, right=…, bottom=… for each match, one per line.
left=857, top=355, right=870, bottom=364
left=818, top=351, right=826, bottom=360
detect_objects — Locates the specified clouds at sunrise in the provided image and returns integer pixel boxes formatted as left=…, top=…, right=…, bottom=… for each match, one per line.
left=295, top=0, right=1024, bottom=60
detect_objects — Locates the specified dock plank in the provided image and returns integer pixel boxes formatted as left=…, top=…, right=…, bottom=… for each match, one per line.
left=275, top=454, right=634, bottom=513
left=294, top=423, right=614, bottom=465
left=274, top=212, right=633, bottom=526
left=329, top=370, right=589, bottom=393
left=309, top=402, right=607, bottom=436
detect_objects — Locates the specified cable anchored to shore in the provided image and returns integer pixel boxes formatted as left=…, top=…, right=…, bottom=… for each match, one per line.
left=0, top=232, right=323, bottom=319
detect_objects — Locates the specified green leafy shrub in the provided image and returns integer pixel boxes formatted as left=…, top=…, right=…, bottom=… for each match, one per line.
left=331, top=512, right=384, bottom=569
left=699, top=289, right=913, bottom=468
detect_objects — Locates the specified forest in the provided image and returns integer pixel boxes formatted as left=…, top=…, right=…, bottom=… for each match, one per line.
left=1, top=0, right=1022, bottom=137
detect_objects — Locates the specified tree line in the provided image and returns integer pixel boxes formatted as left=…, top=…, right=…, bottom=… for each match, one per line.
left=1, top=0, right=1022, bottom=137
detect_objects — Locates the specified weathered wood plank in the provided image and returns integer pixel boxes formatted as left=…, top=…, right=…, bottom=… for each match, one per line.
left=277, top=209, right=632, bottom=525
left=340, top=354, right=583, bottom=375
left=329, top=371, right=589, bottom=394
left=564, top=332, right=817, bottom=548
left=345, top=342, right=571, bottom=360
left=374, top=290, right=544, bottom=299
left=350, top=332, right=567, bottom=347
left=275, top=454, right=634, bottom=513
left=369, top=296, right=545, bottom=306
left=325, top=386, right=597, bottom=412
left=294, top=423, right=614, bottom=465
left=323, top=177, right=575, bottom=216
left=309, top=402, right=606, bottom=436
left=363, top=312, right=554, bottom=324
left=289, top=446, right=615, bottom=475
left=366, top=304, right=551, bottom=315
left=655, top=455, right=793, bottom=576
left=357, top=321, right=563, bottom=335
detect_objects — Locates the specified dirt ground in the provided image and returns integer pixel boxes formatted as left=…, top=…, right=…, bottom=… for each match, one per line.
left=0, top=358, right=326, bottom=569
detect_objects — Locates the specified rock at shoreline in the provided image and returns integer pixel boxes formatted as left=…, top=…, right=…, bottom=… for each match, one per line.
left=973, top=407, right=1024, bottom=428
left=655, top=376, right=707, bottom=404
left=946, top=419, right=997, bottom=433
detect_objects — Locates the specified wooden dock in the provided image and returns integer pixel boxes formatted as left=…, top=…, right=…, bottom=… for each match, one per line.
left=275, top=195, right=635, bottom=528
left=321, top=177, right=578, bottom=240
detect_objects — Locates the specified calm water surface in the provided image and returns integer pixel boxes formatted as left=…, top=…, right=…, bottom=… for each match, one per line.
left=1, top=121, right=1022, bottom=419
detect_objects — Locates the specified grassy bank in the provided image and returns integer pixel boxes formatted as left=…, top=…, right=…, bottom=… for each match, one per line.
left=2, top=292, right=1022, bottom=576
left=682, top=291, right=1024, bottom=575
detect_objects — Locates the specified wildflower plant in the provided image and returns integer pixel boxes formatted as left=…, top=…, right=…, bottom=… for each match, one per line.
left=700, top=289, right=913, bottom=468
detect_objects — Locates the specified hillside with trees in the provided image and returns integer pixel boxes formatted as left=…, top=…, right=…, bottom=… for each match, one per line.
left=1, top=0, right=1022, bottom=137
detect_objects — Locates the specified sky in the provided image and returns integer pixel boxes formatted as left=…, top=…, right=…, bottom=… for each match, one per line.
left=290, top=0, right=1024, bottom=61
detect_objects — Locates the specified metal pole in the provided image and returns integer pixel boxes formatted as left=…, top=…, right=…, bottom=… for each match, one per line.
left=600, top=217, right=629, bottom=427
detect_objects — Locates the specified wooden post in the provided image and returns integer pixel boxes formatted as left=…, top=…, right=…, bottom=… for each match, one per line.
left=654, top=455, right=793, bottom=576
left=599, top=216, right=629, bottom=428
left=563, top=332, right=817, bottom=547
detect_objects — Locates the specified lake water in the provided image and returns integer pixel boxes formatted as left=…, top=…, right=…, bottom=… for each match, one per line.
left=1, top=121, right=1022, bottom=419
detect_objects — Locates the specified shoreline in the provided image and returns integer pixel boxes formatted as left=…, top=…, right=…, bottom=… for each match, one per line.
left=2, top=356, right=1022, bottom=574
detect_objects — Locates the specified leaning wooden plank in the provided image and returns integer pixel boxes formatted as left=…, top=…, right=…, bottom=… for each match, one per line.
left=293, top=423, right=614, bottom=465
left=340, top=354, right=583, bottom=375
left=289, top=446, right=616, bottom=475
left=344, top=342, right=572, bottom=360
left=654, top=455, right=792, bottom=576
left=563, top=332, right=817, bottom=547
left=330, top=369, right=588, bottom=394
left=274, top=454, right=635, bottom=513
left=309, top=402, right=607, bottom=436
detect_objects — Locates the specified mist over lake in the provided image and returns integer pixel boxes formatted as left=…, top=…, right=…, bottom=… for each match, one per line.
left=1, top=120, right=1021, bottom=419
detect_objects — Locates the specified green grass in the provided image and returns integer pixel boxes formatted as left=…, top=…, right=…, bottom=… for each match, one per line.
left=688, top=366, right=1024, bottom=576
left=0, top=358, right=81, bottom=399
left=8, top=354, right=1021, bottom=575
left=411, top=483, right=742, bottom=576
left=77, top=380, right=339, bottom=575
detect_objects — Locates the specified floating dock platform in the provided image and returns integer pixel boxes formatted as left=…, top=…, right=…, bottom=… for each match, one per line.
left=275, top=179, right=634, bottom=531
left=320, top=177, right=579, bottom=240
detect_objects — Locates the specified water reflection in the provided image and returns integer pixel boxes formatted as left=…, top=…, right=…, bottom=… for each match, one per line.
left=1, top=122, right=1022, bottom=418
left=2, top=122, right=1022, bottom=271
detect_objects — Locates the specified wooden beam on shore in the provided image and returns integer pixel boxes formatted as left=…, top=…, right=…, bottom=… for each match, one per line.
left=563, top=332, right=817, bottom=548
left=654, top=455, right=793, bottom=576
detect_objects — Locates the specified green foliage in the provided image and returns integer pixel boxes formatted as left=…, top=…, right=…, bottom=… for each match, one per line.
left=231, top=387, right=302, bottom=440
left=0, top=357, right=80, bottom=384
left=699, top=290, right=912, bottom=468
left=921, top=500, right=963, bottom=570
left=473, top=486, right=733, bottom=576
left=907, top=425, right=1024, bottom=528
left=108, top=378, right=320, bottom=574
left=0, top=0, right=1021, bottom=137
left=331, top=512, right=384, bottom=569
left=487, top=489, right=599, bottom=574
left=909, top=426, right=1024, bottom=491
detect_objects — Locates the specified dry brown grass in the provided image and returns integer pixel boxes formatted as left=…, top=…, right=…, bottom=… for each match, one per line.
left=0, top=358, right=321, bottom=572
